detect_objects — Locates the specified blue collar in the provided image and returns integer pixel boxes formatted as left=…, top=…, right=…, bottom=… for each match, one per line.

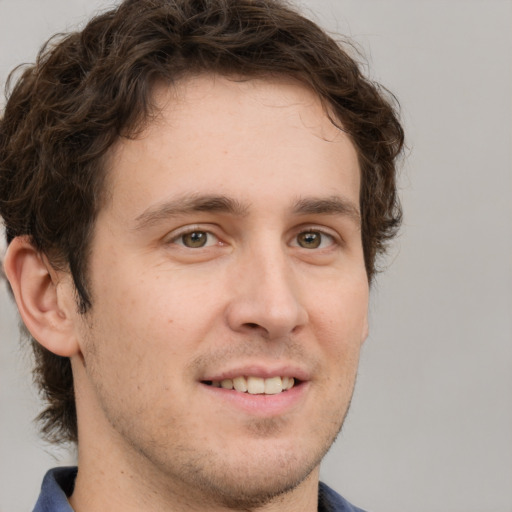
left=33, top=467, right=76, bottom=512
left=33, top=467, right=367, bottom=512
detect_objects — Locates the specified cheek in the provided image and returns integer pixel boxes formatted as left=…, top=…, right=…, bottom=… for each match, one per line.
left=311, top=278, right=368, bottom=332
left=308, top=279, right=368, bottom=379
left=85, top=266, right=224, bottom=375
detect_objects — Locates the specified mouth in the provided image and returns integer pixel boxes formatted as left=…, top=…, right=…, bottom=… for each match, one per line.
left=202, top=376, right=297, bottom=395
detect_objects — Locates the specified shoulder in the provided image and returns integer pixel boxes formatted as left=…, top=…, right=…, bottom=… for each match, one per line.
left=318, top=482, right=369, bottom=512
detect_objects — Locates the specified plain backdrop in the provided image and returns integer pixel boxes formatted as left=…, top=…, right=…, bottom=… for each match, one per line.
left=1, top=1, right=511, bottom=511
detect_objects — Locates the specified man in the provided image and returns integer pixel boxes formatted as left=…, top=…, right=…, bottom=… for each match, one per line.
left=0, top=0, right=403, bottom=510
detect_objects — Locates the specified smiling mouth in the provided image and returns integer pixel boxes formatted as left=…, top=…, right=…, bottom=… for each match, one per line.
left=203, top=376, right=296, bottom=395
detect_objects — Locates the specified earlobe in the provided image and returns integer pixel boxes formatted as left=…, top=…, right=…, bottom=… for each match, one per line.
left=3, top=236, right=81, bottom=357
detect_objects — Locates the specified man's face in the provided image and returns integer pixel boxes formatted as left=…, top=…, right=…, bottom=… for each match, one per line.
left=72, top=75, right=369, bottom=507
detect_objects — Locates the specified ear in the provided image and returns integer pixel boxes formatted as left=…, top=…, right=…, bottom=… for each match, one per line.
left=3, top=236, right=81, bottom=357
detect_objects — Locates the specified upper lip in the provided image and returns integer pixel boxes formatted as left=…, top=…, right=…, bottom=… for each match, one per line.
left=200, top=364, right=311, bottom=383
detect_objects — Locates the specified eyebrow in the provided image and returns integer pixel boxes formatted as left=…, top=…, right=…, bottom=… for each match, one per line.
left=133, top=192, right=360, bottom=232
left=133, top=193, right=249, bottom=231
left=292, top=196, right=361, bottom=224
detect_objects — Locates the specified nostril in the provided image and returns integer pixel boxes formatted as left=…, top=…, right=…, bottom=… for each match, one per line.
left=240, top=322, right=270, bottom=339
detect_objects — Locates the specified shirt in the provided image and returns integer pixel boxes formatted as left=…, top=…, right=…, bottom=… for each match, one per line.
left=33, top=467, right=368, bottom=512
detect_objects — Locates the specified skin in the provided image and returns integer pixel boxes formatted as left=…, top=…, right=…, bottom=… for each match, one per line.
left=6, top=75, right=369, bottom=512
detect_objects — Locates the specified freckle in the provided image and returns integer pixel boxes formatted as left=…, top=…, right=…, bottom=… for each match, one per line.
left=168, top=318, right=174, bottom=324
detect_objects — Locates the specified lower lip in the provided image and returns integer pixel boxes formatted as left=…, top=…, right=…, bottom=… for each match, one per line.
left=200, top=381, right=308, bottom=417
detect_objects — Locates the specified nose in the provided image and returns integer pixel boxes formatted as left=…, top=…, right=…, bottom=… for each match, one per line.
left=225, top=249, right=308, bottom=340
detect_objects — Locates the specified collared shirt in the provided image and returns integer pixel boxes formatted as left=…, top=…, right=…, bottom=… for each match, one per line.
left=33, top=467, right=368, bottom=512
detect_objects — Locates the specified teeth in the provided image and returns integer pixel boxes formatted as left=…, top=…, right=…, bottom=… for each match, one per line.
left=233, top=376, right=248, bottom=392
left=285, top=377, right=294, bottom=390
left=264, top=376, right=282, bottom=394
left=221, top=379, right=233, bottom=390
left=209, top=376, right=296, bottom=394
left=247, top=376, right=265, bottom=394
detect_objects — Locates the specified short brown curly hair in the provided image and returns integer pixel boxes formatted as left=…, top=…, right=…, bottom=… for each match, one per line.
left=0, top=0, right=404, bottom=444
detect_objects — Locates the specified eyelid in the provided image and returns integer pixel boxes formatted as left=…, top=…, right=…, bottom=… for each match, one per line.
left=289, top=225, right=341, bottom=249
left=164, top=223, right=342, bottom=248
left=166, top=224, right=221, bottom=247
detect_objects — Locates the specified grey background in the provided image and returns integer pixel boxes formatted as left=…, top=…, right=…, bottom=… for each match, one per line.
left=1, top=1, right=511, bottom=511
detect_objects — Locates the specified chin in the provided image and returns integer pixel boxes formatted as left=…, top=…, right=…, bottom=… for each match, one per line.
left=164, top=429, right=332, bottom=510
left=183, top=451, right=319, bottom=510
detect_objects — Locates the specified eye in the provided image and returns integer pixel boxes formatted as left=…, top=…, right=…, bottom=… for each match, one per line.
left=173, top=230, right=219, bottom=248
left=294, top=230, right=335, bottom=249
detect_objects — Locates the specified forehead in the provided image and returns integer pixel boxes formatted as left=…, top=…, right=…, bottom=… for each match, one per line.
left=102, top=74, right=360, bottom=219
left=152, top=74, right=342, bottom=135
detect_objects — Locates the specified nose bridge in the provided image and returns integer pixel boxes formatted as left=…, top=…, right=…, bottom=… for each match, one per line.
left=226, top=237, right=308, bottom=339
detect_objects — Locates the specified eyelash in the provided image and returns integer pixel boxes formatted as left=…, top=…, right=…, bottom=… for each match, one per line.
left=167, top=225, right=340, bottom=250
left=291, top=229, right=337, bottom=250
left=168, top=226, right=221, bottom=248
